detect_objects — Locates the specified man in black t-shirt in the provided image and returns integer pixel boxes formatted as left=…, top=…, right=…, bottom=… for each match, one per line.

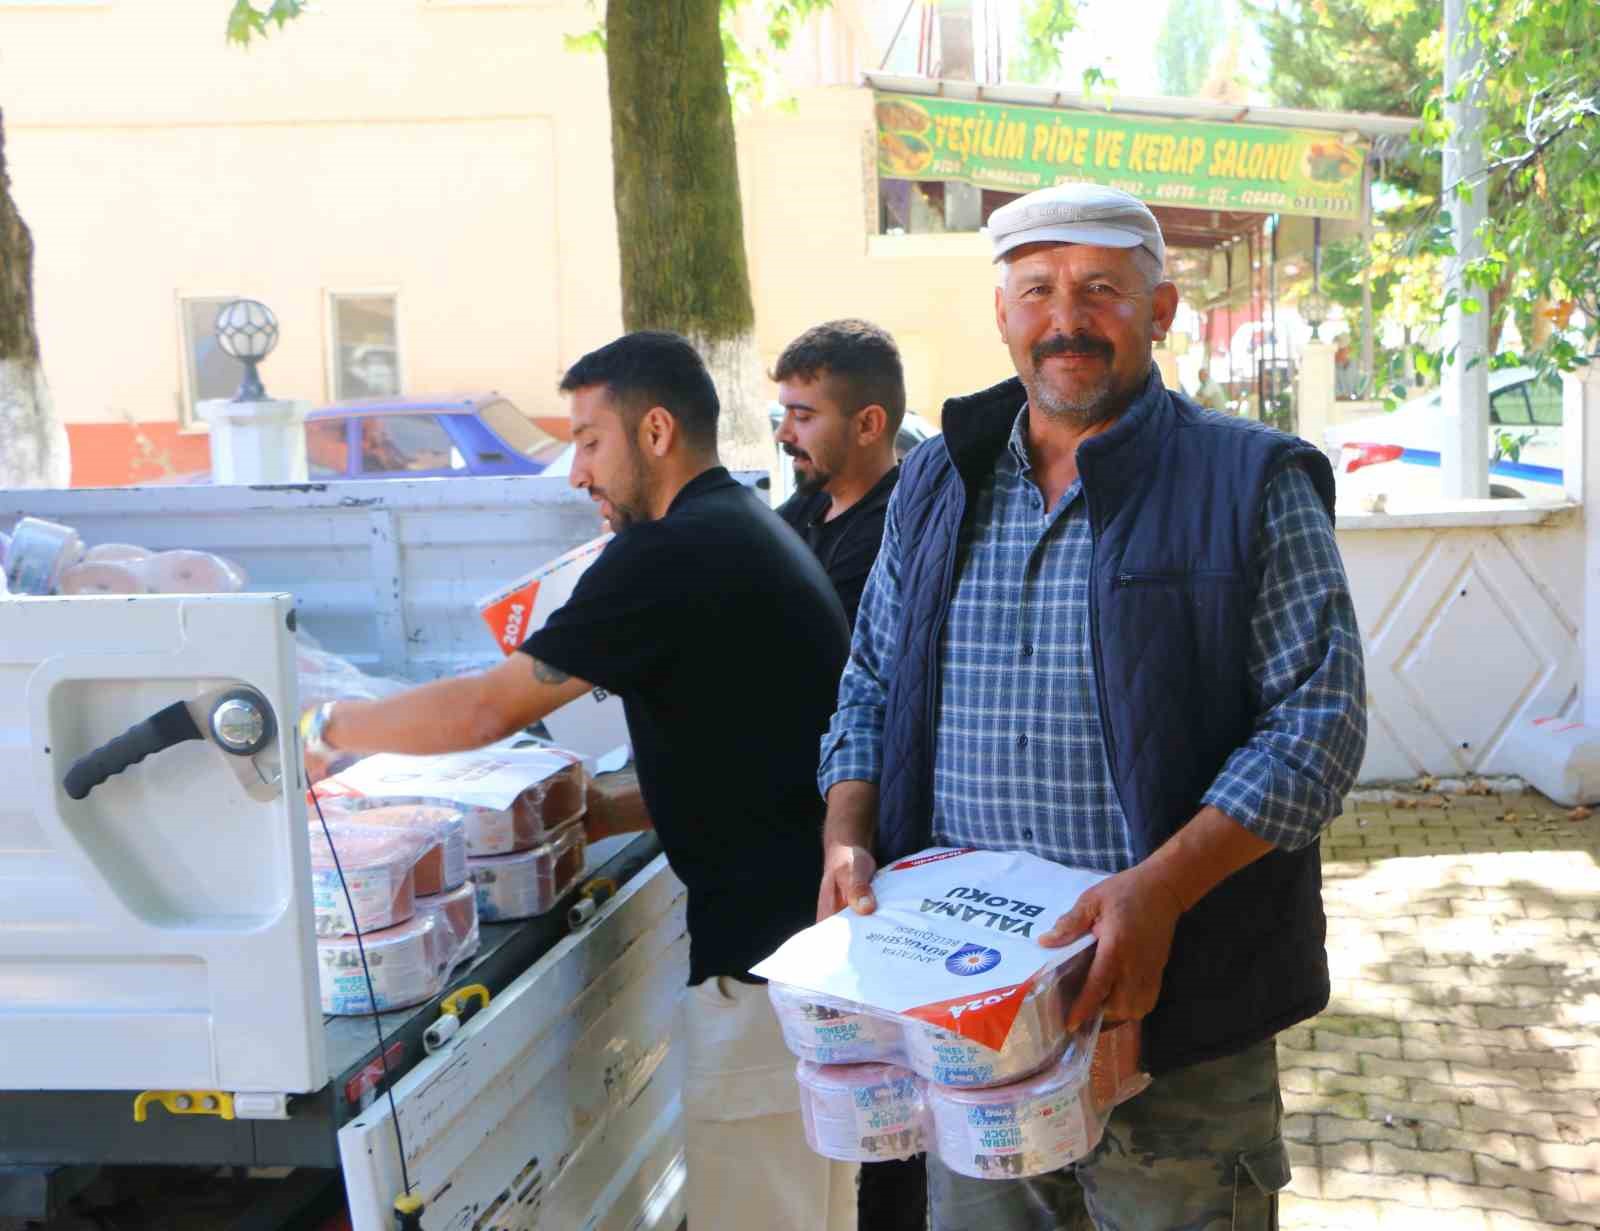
left=773, top=320, right=904, bottom=628
left=299, top=332, right=854, bottom=1231
left=774, top=321, right=925, bottom=1231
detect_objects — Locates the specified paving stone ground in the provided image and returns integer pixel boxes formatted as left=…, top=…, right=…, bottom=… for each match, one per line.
left=1279, top=788, right=1600, bottom=1231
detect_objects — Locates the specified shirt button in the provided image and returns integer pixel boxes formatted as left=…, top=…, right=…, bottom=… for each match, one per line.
left=1021, top=643, right=1034, bottom=658
left=1017, top=734, right=1028, bottom=749
left=1021, top=828, right=1034, bottom=841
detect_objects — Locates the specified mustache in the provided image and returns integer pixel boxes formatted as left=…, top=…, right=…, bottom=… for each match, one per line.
left=782, top=445, right=811, bottom=462
left=1032, top=333, right=1113, bottom=366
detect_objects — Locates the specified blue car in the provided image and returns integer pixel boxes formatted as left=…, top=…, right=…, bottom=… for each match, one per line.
left=304, top=394, right=567, bottom=480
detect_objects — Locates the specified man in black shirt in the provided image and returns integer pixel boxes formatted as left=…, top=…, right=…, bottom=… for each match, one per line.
left=774, top=321, right=925, bottom=1231
left=300, top=332, right=854, bottom=1231
left=774, top=320, right=905, bottom=628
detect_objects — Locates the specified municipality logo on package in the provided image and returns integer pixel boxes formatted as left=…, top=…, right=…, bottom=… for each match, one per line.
left=751, top=848, right=1107, bottom=1050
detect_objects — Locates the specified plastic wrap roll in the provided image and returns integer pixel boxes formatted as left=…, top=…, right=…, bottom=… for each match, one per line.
left=415, top=880, right=481, bottom=978
left=83, top=543, right=151, bottom=563
left=56, top=561, right=150, bottom=595
left=926, top=1030, right=1105, bottom=1179
left=144, top=549, right=246, bottom=593
left=318, top=914, right=441, bottom=1015
left=321, top=801, right=467, bottom=895
left=468, top=820, right=586, bottom=921
left=903, top=973, right=1071, bottom=1088
left=797, top=1061, right=927, bottom=1162
left=307, top=823, right=431, bottom=937
left=769, top=982, right=905, bottom=1065
left=5, top=517, right=83, bottom=595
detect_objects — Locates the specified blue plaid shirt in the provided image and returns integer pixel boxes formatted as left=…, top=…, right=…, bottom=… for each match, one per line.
left=818, top=399, right=1366, bottom=872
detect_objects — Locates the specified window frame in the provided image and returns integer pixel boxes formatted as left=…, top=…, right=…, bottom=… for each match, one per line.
left=176, top=291, right=246, bottom=431
left=324, top=288, right=405, bottom=403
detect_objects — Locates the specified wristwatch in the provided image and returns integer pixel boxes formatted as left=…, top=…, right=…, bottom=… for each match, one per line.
left=299, top=701, right=338, bottom=759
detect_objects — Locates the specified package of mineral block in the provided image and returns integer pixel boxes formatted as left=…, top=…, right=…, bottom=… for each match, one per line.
left=318, top=914, right=442, bottom=1015
left=56, top=560, right=151, bottom=595
left=1089, top=1019, right=1150, bottom=1113
left=926, top=1021, right=1106, bottom=1180
left=796, top=1061, right=928, bottom=1163
left=752, top=848, right=1107, bottom=1057
left=306, top=823, right=433, bottom=937
left=468, top=820, right=586, bottom=922
left=143, top=549, right=246, bottom=593
left=320, top=799, right=467, bottom=895
left=415, top=881, right=481, bottom=976
left=768, top=982, right=906, bottom=1065
left=901, top=955, right=1089, bottom=1088
left=82, top=542, right=151, bottom=563
left=5, top=517, right=83, bottom=595
left=315, top=747, right=586, bottom=855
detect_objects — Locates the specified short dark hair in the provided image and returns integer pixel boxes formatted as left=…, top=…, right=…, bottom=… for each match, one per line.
left=559, top=331, right=720, bottom=452
left=770, top=319, right=906, bottom=436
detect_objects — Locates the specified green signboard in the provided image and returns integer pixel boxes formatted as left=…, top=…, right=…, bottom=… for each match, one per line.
left=874, top=91, right=1367, bottom=220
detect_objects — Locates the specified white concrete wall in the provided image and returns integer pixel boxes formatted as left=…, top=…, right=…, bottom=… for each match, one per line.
left=1338, top=504, right=1584, bottom=782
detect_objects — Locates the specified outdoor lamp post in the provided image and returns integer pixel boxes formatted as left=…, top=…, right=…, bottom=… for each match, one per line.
left=215, top=299, right=280, bottom=402
left=1300, top=290, right=1331, bottom=342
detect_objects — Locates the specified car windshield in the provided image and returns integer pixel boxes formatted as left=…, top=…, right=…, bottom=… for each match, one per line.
left=479, top=399, right=566, bottom=465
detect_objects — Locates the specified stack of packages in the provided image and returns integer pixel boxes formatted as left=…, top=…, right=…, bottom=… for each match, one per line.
left=310, top=745, right=589, bottom=1015
left=752, top=848, right=1151, bottom=1179
left=2, top=516, right=247, bottom=596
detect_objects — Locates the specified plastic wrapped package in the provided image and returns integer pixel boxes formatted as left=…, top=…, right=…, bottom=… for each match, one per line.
left=768, top=984, right=906, bottom=1065
left=1089, top=1019, right=1150, bottom=1111
left=925, top=1020, right=1108, bottom=1179
left=900, top=961, right=1084, bottom=1088
left=142, top=549, right=246, bottom=593
left=82, top=543, right=151, bottom=563
left=307, top=823, right=435, bottom=937
left=4, top=517, right=83, bottom=595
left=468, top=820, right=586, bottom=922
left=317, top=748, right=587, bottom=855
left=318, top=914, right=441, bottom=1015
left=318, top=800, right=467, bottom=895
left=415, top=881, right=481, bottom=977
left=57, top=560, right=151, bottom=595
left=797, top=1062, right=928, bottom=1162
left=294, top=630, right=413, bottom=710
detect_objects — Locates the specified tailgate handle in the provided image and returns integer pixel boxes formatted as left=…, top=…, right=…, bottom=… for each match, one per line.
left=62, top=702, right=203, bottom=800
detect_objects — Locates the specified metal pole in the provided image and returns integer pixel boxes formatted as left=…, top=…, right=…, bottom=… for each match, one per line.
left=1441, top=0, right=1490, bottom=498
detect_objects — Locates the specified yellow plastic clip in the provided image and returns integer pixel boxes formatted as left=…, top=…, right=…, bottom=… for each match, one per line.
left=393, top=1191, right=425, bottom=1230
left=439, top=983, right=490, bottom=1019
left=581, top=876, right=618, bottom=903
left=133, top=1090, right=236, bottom=1122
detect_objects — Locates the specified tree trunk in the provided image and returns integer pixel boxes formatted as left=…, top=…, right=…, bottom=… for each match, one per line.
left=0, top=107, right=69, bottom=489
left=605, top=0, right=773, bottom=475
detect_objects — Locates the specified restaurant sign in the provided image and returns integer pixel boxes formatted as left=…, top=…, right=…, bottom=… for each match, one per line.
left=874, top=91, right=1367, bottom=220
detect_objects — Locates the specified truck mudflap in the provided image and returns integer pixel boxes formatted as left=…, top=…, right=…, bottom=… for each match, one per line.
left=337, top=853, right=689, bottom=1231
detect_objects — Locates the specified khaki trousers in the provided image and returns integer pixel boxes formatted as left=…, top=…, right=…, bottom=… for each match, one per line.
left=680, top=975, right=857, bottom=1231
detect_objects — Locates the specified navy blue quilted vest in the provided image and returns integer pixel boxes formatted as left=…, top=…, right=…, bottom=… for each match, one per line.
left=878, top=371, right=1337, bottom=1074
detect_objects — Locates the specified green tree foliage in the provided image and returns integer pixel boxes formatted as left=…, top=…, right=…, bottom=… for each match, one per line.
left=1008, top=0, right=1080, bottom=85
left=1155, top=0, right=1224, bottom=99
left=1248, top=0, right=1599, bottom=372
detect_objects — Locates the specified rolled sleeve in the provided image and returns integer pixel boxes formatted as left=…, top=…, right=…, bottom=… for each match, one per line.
left=817, top=483, right=907, bottom=796
left=1202, top=463, right=1368, bottom=849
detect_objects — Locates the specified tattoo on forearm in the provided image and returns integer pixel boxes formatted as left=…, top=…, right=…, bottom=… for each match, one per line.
left=531, top=658, right=571, bottom=685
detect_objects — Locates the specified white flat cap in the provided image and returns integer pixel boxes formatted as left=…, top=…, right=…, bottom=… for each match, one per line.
left=985, top=183, right=1166, bottom=269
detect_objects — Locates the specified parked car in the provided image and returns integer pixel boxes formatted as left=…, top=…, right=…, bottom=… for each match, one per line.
left=1324, top=367, right=1565, bottom=505
left=303, top=393, right=567, bottom=480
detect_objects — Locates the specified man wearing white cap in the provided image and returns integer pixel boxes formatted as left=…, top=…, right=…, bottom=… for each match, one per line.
left=815, top=183, right=1367, bottom=1228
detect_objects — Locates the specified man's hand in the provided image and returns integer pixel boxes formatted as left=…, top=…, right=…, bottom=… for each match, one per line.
left=303, top=744, right=334, bottom=786
left=818, top=842, right=878, bottom=921
left=1038, top=863, right=1184, bottom=1031
left=817, top=779, right=880, bottom=921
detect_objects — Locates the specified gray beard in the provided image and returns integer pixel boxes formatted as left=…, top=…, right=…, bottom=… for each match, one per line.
left=1026, top=375, right=1123, bottom=429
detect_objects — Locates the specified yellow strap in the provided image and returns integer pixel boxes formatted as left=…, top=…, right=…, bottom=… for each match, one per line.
left=133, top=1090, right=236, bottom=1122
left=439, top=983, right=490, bottom=1018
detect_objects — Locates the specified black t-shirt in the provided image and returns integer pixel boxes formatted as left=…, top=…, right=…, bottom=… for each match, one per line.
left=776, top=465, right=899, bottom=629
left=521, top=468, right=849, bottom=983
